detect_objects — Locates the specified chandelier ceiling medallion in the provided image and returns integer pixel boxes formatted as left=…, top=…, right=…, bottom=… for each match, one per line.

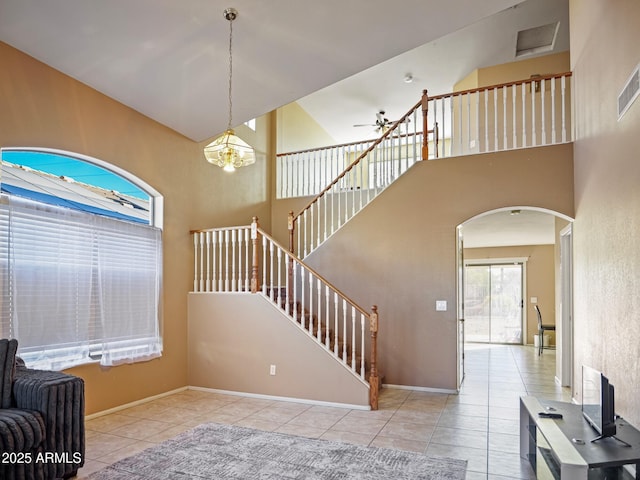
left=203, top=7, right=256, bottom=172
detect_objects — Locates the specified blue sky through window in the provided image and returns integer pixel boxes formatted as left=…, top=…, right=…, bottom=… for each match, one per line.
left=2, top=150, right=147, bottom=199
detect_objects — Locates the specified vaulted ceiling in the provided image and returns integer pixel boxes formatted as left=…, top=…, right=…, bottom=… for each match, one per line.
left=0, top=0, right=567, bottom=144
left=0, top=0, right=570, bottom=246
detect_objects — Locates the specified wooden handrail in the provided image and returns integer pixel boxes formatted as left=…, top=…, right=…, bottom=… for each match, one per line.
left=260, top=218, right=379, bottom=409
left=427, top=71, right=573, bottom=102
left=289, top=98, right=422, bottom=233
left=191, top=219, right=370, bottom=317
left=191, top=219, right=380, bottom=409
left=284, top=71, right=572, bottom=257
left=259, top=223, right=371, bottom=319
left=276, top=72, right=572, bottom=172
left=276, top=131, right=422, bottom=158
left=190, top=225, right=252, bottom=234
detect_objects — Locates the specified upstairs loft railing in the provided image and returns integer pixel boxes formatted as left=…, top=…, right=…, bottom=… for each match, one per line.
left=282, top=72, right=572, bottom=258
left=276, top=115, right=438, bottom=199
left=191, top=218, right=380, bottom=409
left=279, top=73, right=572, bottom=201
left=427, top=71, right=572, bottom=157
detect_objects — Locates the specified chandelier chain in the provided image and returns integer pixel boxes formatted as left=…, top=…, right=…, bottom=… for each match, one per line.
left=203, top=8, right=255, bottom=172
left=227, top=16, right=233, bottom=130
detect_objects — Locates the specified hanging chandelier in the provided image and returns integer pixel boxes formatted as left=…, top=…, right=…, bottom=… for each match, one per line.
left=204, top=7, right=256, bottom=172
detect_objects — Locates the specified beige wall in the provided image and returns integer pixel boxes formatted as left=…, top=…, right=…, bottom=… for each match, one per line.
left=0, top=42, right=272, bottom=414
left=570, top=0, right=640, bottom=425
left=302, top=144, right=573, bottom=390
left=449, top=53, right=572, bottom=156
left=478, top=52, right=570, bottom=88
left=465, top=244, right=556, bottom=345
left=454, top=52, right=571, bottom=91
left=276, top=102, right=336, bottom=153
left=188, top=293, right=369, bottom=407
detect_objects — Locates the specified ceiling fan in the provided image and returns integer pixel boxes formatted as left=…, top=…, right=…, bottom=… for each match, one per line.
left=353, top=110, right=406, bottom=132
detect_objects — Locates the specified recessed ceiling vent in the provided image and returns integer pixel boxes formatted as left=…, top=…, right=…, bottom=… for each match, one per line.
left=516, top=22, right=560, bottom=58
left=618, top=64, right=640, bottom=121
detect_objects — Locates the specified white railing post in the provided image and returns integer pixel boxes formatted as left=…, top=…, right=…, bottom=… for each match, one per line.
left=224, top=229, right=230, bottom=292
left=251, top=217, right=259, bottom=293
left=561, top=74, right=568, bottom=143
left=193, top=232, right=199, bottom=292
left=262, top=234, right=267, bottom=296
left=360, top=313, right=365, bottom=378
left=244, top=227, right=251, bottom=292
left=206, top=231, right=211, bottom=292
left=231, top=229, right=236, bottom=292
left=512, top=85, right=517, bottom=149
left=351, top=306, right=356, bottom=370
left=342, top=299, right=347, bottom=363
left=541, top=77, right=546, bottom=145
left=531, top=79, right=537, bottom=146
left=333, top=292, right=339, bottom=355
left=522, top=82, right=527, bottom=147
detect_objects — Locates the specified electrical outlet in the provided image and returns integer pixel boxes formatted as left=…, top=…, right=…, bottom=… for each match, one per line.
left=269, top=364, right=276, bottom=376
left=436, top=300, right=447, bottom=311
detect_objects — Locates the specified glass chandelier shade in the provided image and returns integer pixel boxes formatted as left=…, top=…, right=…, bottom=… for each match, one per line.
left=204, top=128, right=256, bottom=172
left=204, top=7, right=255, bottom=172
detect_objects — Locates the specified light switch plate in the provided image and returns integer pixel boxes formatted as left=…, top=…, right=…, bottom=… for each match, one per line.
left=436, top=300, right=447, bottom=311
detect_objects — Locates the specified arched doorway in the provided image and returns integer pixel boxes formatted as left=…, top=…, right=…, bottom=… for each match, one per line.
left=456, top=207, right=573, bottom=389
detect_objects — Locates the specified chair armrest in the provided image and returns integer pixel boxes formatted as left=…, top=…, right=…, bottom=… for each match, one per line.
left=13, top=367, right=85, bottom=477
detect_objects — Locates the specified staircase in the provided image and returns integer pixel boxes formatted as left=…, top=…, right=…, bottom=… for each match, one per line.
left=191, top=73, right=573, bottom=410
left=286, top=92, right=436, bottom=258
left=192, top=219, right=380, bottom=409
left=268, top=285, right=372, bottom=380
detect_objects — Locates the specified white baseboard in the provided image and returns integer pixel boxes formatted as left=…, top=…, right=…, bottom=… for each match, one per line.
left=188, top=386, right=371, bottom=411
left=85, top=386, right=189, bottom=420
left=383, top=383, right=457, bottom=395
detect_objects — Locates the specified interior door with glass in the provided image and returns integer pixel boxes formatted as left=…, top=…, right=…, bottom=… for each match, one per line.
left=464, top=263, right=523, bottom=344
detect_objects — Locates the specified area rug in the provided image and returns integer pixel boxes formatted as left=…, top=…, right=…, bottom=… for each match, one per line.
left=89, top=422, right=467, bottom=479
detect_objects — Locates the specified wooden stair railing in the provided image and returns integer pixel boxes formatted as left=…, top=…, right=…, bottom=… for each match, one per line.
left=425, top=72, right=572, bottom=157
left=191, top=218, right=380, bottom=410
left=288, top=91, right=437, bottom=259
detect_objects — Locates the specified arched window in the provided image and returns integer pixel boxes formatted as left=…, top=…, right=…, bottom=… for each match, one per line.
left=0, top=148, right=163, bottom=369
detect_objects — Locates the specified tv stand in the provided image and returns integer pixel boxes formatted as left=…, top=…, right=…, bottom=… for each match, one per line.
left=520, top=396, right=640, bottom=479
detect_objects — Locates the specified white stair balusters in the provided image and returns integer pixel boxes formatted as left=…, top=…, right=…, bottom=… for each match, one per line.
left=191, top=220, right=379, bottom=396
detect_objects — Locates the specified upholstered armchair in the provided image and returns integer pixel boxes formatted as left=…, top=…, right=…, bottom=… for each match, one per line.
left=0, top=339, right=85, bottom=480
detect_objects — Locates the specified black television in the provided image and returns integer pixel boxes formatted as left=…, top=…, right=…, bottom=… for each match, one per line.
left=581, top=365, right=616, bottom=441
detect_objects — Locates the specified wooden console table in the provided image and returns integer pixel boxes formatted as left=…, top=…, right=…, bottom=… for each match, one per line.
left=520, top=396, right=640, bottom=479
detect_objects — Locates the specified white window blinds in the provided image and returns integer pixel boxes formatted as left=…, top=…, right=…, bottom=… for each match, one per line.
left=0, top=194, right=162, bottom=370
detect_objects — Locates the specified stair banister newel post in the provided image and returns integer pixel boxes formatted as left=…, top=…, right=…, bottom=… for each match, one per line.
left=421, top=89, right=429, bottom=160
left=251, top=216, right=260, bottom=293
left=287, top=210, right=295, bottom=255
left=369, top=305, right=379, bottom=411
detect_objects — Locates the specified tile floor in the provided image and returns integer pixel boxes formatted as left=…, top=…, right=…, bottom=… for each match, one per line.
left=77, top=344, right=570, bottom=479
